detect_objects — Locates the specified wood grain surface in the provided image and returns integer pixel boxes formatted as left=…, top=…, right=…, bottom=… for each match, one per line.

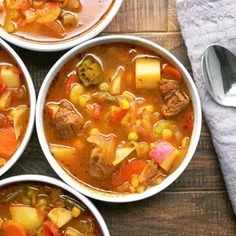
left=2, top=0, right=236, bottom=235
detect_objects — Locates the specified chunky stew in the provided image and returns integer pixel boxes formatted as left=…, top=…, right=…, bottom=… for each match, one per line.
left=0, top=47, right=29, bottom=168
left=0, top=182, right=101, bottom=235
left=44, top=43, right=194, bottom=194
left=0, top=0, right=114, bottom=42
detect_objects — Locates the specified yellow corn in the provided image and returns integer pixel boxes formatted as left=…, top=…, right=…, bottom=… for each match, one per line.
left=79, top=95, right=90, bottom=107
left=130, top=186, right=136, bottom=193
left=71, top=207, right=81, bottom=218
left=145, top=105, right=154, bottom=113
left=136, top=186, right=146, bottom=193
left=162, top=128, right=173, bottom=140
left=119, top=98, right=130, bottom=110
left=131, top=175, right=139, bottom=188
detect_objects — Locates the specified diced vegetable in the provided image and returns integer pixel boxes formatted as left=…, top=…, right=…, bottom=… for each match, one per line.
left=79, top=95, right=90, bottom=107
left=109, top=67, right=123, bottom=95
left=99, top=82, right=109, bottom=92
left=36, top=2, right=61, bottom=24
left=89, top=128, right=100, bottom=136
left=119, top=98, right=130, bottom=110
left=0, top=128, right=18, bottom=158
left=64, top=74, right=78, bottom=94
left=131, top=175, right=139, bottom=188
left=162, top=128, right=173, bottom=140
left=113, top=145, right=135, bottom=166
left=69, top=84, right=85, bottom=105
left=61, top=13, right=77, bottom=27
left=46, top=104, right=59, bottom=119
left=77, top=55, right=103, bottom=87
left=2, top=220, right=26, bottom=236
left=135, top=57, right=160, bottom=89
left=149, top=141, right=179, bottom=172
left=71, top=207, right=81, bottom=218
left=112, top=160, right=147, bottom=186
left=0, top=91, right=11, bottom=110
left=50, top=144, right=77, bottom=162
left=47, top=207, right=72, bottom=228
left=0, top=79, right=6, bottom=94
left=0, top=66, right=20, bottom=88
left=162, top=64, right=182, bottom=82
left=10, top=106, right=29, bottom=139
left=109, top=106, right=127, bottom=123
left=145, top=105, right=154, bottom=113
left=9, top=206, right=43, bottom=231
left=122, top=91, right=135, bottom=101
left=128, top=131, right=139, bottom=141
left=43, top=221, right=59, bottom=236
left=138, top=160, right=158, bottom=183
left=132, top=141, right=149, bottom=158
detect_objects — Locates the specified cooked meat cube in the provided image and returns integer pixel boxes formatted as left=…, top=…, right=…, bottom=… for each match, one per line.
left=87, top=134, right=117, bottom=180
left=161, top=91, right=190, bottom=118
left=53, top=101, right=84, bottom=139
left=160, top=78, right=179, bottom=101
left=90, top=147, right=116, bottom=180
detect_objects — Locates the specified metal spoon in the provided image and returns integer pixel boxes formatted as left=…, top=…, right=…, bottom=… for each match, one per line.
left=202, top=45, right=236, bottom=107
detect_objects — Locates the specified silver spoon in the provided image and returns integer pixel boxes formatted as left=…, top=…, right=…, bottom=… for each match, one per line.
left=202, top=45, right=236, bottom=107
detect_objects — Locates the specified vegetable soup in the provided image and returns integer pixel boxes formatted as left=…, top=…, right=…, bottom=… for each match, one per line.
left=0, top=47, right=29, bottom=168
left=0, top=182, right=101, bottom=235
left=0, top=0, right=114, bottom=42
left=43, top=43, right=194, bottom=194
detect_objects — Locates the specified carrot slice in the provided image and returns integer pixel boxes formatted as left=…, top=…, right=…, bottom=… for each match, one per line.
left=64, top=74, right=78, bottom=94
left=112, top=160, right=147, bottom=186
left=43, top=221, right=59, bottom=236
left=162, top=65, right=182, bottom=82
left=0, top=128, right=18, bottom=159
left=0, top=79, right=6, bottom=94
left=2, top=220, right=26, bottom=236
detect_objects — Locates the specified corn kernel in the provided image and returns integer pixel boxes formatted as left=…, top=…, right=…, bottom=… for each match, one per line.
left=128, top=131, right=139, bottom=141
left=145, top=105, right=154, bottom=113
left=122, top=91, right=135, bottom=101
left=71, top=207, right=81, bottom=218
left=79, top=95, right=90, bottom=107
left=89, top=128, right=100, bottom=136
left=131, top=175, right=139, bottom=188
left=149, top=142, right=156, bottom=149
left=162, top=128, right=173, bottom=140
left=119, top=98, right=130, bottom=110
left=99, top=82, right=109, bottom=92
left=136, top=119, right=141, bottom=125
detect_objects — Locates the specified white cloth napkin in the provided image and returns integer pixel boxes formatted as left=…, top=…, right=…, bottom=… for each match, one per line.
left=176, top=0, right=236, bottom=213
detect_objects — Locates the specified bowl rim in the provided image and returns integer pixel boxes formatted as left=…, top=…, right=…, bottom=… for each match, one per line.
left=0, top=38, right=36, bottom=177
left=0, top=0, right=123, bottom=52
left=36, top=34, right=202, bottom=203
left=0, top=174, right=110, bottom=236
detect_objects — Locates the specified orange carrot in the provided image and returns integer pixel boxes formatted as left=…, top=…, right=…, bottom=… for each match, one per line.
left=43, top=221, right=59, bottom=236
left=0, top=79, right=6, bottom=94
left=2, top=220, right=26, bottom=236
left=0, top=129, right=18, bottom=159
left=64, top=74, right=78, bottom=94
left=163, top=65, right=182, bottom=82
left=112, top=160, right=147, bottom=186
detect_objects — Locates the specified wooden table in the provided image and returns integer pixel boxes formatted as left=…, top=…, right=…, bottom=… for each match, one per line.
left=3, top=1, right=236, bottom=235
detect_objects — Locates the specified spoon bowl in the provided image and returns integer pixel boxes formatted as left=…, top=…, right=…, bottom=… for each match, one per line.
left=202, top=45, right=236, bottom=107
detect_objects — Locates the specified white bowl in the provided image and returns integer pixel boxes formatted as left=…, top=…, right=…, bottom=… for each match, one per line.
left=0, top=39, right=36, bottom=177
left=0, top=174, right=110, bottom=235
left=36, top=35, right=202, bottom=203
left=0, top=1, right=123, bottom=52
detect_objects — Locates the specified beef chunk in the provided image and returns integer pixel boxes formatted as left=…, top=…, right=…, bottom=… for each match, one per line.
left=53, top=101, right=84, bottom=139
left=87, top=134, right=117, bottom=180
left=160, top=79, right=179, bottom=100
left=160, top=79, right=190, bottom=117
left=89, top=147, right=116, bottom=180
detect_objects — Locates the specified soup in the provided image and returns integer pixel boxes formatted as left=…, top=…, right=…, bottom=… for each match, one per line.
left=0, top=182, right=101, bottom=235
left=0, top=0, right=114, bottom=43
left=43, top=43, right=194, bottom=194
left=0, top=47, right=29, bottom=168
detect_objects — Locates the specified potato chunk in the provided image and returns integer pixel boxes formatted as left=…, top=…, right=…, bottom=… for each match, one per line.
left=48, top=208, right=72, bottom=228
left=50, top=144, right=77, bottom=162
left=10, top=206, right=43, bottom=231
left=135, top=57, right=160, bottom=89
left=0, top=67, right=20, bottom=88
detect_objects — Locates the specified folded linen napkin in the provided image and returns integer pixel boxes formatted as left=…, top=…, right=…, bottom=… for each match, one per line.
left=176, top=0, right=236, bottom=213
